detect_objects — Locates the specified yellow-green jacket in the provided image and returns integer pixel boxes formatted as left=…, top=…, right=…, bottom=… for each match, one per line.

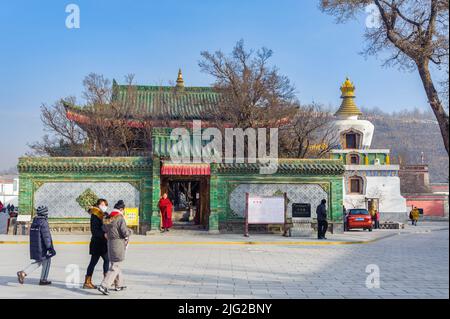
left=411, top=208, right=420, bottom=221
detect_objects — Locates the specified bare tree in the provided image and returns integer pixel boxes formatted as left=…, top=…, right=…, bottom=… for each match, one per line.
left=29, top=73, right=153, bottom=157
left=28, top=97, right=87, bottom=156
left=280, top=104, right=339, bottom=158
left=199, top=40, right=297, bottom=129
left=320, top=0, right=449, bottom=154
left=82, top=73, right=111, bottom=105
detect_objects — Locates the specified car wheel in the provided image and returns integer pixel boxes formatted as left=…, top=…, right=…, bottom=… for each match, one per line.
left=369, top=228, right=373, bottom=232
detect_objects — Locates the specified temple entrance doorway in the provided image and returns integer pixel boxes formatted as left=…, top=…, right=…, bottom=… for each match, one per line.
left=160, top=176, right=210, bottom=230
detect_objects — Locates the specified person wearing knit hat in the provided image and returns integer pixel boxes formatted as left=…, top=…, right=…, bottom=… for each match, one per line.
left=17, top=205, right=56, bottom=285
left=36, top=205, right=48, bottom=216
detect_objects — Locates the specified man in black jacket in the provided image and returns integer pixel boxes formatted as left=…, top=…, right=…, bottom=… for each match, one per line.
left=316, top=199, right=328, bottom=240
left=17, top=206, right=56, bottom=285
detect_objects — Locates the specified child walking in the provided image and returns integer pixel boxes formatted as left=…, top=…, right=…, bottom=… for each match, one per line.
left=17, top=206, right=56, bottom=285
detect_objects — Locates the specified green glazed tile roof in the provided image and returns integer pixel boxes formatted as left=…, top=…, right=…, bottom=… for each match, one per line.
left=152, top=127, right=216, bottom=158
left=112, top=80, right=221, bottom=120
left=213, top=159, right=344, bottom=175
left=18, top=157, right=152, bottom=173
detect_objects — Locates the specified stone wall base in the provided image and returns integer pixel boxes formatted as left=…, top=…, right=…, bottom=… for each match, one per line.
left=220, top=221, right=344, bottom=235
left=381, top=212, right=408, bottom=223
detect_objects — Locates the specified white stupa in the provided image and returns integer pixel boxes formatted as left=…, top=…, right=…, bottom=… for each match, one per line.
left=330, top=78, right=407, bottom=221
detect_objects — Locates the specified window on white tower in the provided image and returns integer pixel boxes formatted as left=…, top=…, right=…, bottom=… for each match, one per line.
left=349, top=176, right=364, bottom=194
left=348, top=154, right=360, bottom=165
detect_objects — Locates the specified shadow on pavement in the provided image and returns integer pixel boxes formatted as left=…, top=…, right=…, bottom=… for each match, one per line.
left=0, top=275, right=100, bottom=296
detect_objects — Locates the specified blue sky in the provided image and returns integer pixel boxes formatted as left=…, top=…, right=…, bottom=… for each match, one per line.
left=0, top=0, right=430, bottom=170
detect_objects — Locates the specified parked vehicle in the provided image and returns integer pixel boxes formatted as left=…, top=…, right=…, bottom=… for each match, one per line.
left=345, top=208, right=373, bottom=231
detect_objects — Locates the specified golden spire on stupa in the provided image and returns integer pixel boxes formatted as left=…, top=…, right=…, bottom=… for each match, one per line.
left=176, top=68, right=185, bottom=88
left=334, top=77, right=362, bottom=117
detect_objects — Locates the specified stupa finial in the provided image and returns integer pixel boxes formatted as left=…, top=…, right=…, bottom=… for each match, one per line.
left=176, top=68, right=184, bottom=88
left=335, top=77, right=362, bottom=117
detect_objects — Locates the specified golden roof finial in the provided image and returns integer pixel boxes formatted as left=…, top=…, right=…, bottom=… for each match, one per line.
left=335, top=77, right=362, bottom=117
left=176, top=68, right=184, bottom=88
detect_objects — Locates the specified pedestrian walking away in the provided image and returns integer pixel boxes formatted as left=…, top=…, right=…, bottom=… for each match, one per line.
left=17, top=206, right=56, bottom=285
left=97, top=200, right=131, bottom=296
left=83, top=198, right=110, bottom=289
left=316, top=199, right=328, bottom=240
left=410, top=206, right=420, bottom=226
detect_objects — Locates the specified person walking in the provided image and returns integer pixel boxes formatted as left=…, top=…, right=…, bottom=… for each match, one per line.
left=158, top=193, right=173, bottom=233
left=374, top=210, right=381, bottom=229
left=316, top=199, right=328, bottom=240
left=97, top=200, right=131, bottom=295
left=410, top=206, right=420, bottom=226
left=369, top=206, right=377, bottom=229
left=83, top=198, right=110, bottom=289
left=343, top=205, right=348, bottom=231
left=16, top=206, right=56, bottom=285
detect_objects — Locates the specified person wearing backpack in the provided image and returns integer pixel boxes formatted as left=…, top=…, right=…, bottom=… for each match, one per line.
left=16, top=206, right=56, bottom=285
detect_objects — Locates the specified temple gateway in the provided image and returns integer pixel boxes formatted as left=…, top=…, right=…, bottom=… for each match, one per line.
left=18, top=73, right=404, bottom=234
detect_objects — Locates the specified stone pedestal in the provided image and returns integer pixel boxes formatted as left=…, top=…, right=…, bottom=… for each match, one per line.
left=289, top=218, right=313, bottom=237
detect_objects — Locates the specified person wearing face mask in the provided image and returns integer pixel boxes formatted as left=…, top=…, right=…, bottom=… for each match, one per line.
left=83, top=198, right=110, bottom=289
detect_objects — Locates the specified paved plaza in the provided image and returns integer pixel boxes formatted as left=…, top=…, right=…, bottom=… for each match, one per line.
left=0, top=223, right=448, bottom=299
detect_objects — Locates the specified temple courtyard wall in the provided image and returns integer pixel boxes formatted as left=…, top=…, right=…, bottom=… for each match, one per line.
left=17, top=157, right=345, bottom=235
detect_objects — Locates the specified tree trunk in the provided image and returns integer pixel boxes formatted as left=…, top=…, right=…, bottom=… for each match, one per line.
left=416, top=60, right=449, bottom=155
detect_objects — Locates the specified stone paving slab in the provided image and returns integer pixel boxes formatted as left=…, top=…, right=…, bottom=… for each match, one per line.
left=2, top=221, right=447, bottom=246
left=0, top=227, right=448, bottom=299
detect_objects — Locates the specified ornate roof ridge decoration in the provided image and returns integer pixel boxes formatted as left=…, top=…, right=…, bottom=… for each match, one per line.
left=113, top=80, right=217, bottom=93
left=18, top=157, right=152, bottom=173
left=212, top=159, right=345, bottom=175
left=334, top=77, right=363, bottom=117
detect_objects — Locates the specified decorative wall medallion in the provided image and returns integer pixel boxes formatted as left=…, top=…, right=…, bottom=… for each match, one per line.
left=76, top=188, right=99, bottom=212
left=273, top=189, right=284, bottom=196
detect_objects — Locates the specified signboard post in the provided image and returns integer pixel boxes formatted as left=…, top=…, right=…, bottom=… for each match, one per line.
left=244, top=193, right=249, bottom=237
left=290, top=202, right=314, bottom=238
left=244, top=193, right=287, bottom=237
left=124, top=208, right=139, bottom=233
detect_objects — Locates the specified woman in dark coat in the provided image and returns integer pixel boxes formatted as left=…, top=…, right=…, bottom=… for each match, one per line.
left=83, top=199, right=109, bottom=289
left=17, top=206, right=56, bottom=285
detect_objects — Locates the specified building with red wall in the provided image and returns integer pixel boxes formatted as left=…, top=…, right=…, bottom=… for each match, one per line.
left=399, top=165, right=449, bottom=219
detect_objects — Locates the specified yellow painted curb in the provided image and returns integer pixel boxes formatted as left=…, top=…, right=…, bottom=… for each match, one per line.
left=0, top=239, right=382, bottom=246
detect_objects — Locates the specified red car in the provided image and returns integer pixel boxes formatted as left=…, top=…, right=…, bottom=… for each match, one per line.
left=345, top=208, right=373, bottom=231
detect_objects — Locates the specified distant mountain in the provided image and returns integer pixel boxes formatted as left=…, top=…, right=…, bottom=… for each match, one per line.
left=361, top=110, right=449, bottom=183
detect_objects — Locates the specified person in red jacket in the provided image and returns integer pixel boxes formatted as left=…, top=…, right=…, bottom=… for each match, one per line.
left=158, top=193, right=173, bottom=232
left=374, top=210, right=381, bottom=229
